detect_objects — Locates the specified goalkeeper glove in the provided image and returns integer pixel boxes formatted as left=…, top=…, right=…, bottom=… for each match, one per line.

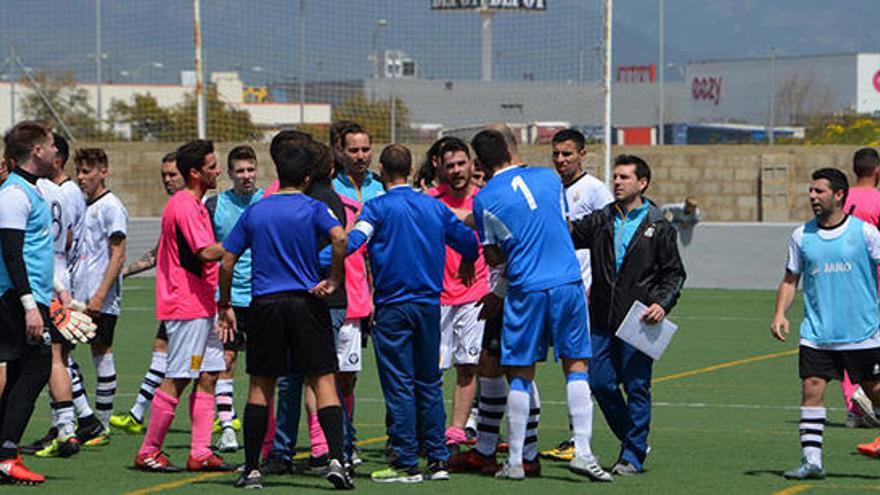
left=49, top=298, right=97, bottom=344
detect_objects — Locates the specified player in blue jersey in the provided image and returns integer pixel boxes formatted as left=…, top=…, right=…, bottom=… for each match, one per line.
left=0, top=121, right=58, bottom=484
left=204, top=145, right=263, bottom=452
left=772, top=168, right=880, bottom=480
left=343, top=144, right=478, bottom=483
left=468, top=129, right=611, bottom=482
left=220, top=144, right=351, bottom=490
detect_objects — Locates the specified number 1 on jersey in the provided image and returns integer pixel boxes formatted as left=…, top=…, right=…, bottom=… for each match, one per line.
left=511, top=175, right=537, bottom=210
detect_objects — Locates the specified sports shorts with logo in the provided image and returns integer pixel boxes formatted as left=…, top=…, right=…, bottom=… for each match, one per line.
left=163, top=316, right=225, bottom=379
left=440, top=301, right=484, bottom=369
left=501, top=281, right=591, bottom=366
left=248, top=290, right=337, bottom=377
left=799, top=345, right=880, bottom=382
left=335, top=319, right=362, bottom=373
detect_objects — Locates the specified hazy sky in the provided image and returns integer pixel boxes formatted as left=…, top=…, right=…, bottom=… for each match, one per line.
left=1, top=0, right=876, bottom=85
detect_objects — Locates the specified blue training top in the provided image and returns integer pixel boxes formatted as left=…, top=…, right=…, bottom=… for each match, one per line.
left=0, top=172, right=54, bottom=306
left=209, top=188, right=263, bottom=307
left=473, top=166, right=582, bottom=293
left=800, top=217, right=880, bottom=345
left=349, top=185, right=478, bottom=306
left=223, top=193, right=340, bottom=298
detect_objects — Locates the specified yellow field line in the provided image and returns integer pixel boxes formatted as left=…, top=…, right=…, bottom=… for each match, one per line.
left=772, top=484, right=813, bottom=495
left=654, top=348, right=798, bottom=384
left=126, top=348, right=800, bottom=494
left=124, top=435, right=389, bottom=495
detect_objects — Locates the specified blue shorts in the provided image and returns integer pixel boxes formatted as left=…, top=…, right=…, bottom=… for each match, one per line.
left=501, top=281, right=591, bottom=366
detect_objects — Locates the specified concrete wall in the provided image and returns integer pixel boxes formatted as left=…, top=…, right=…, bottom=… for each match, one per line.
left=72, top=142, right=861, bottom=221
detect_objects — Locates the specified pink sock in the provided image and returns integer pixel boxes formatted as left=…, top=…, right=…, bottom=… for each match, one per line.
left=343, top=392, right=355, bottom=421
left=309, top=413, right=329, bottom=458
left=138, top=389, right=178, bottom=457
left=261, top=396, right=275, bottom=461
left=842, top=371, right=860, bottom=413
left=189, top=391, right=215, bottom=460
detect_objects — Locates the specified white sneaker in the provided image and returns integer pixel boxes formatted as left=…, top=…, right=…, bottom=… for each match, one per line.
left=216, top=426, right=239, bottom=453
left=851, top=387, right=880, bottom=427
left=570, top=456, right=613, bottom=482
left=494, top=462, right=525, bottom=480
left=847, top=411, right=872, bottom=428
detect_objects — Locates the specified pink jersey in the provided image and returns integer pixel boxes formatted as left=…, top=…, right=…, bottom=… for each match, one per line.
left=340, top=195, right=372, bottom=319
left=845, top=187, right=880, bottom=228
left=845, top=186, right=880, bottom=292
left=428, top=184, right=490, bottom=306
left=263, top=180, right=280, bottom=198
left=156, top=190, right=218, bottom=320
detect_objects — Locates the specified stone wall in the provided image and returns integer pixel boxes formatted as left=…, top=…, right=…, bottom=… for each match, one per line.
left=74, top=142, right=862, bottom=221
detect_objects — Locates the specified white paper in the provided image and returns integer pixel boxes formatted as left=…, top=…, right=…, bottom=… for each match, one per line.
left=614, top=301, right=678, bottom=361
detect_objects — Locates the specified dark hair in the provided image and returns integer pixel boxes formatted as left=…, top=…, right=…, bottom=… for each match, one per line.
left=552, top=128, right=586, bottom=151
left=379, top=144, right=412, bottom=180
left=73, top=148, right=109, bottom=169
left=276, top=145, right=313, bottom=187
left=53, top=132, right=69, bottom=166
left=853, top=148, right=880, bottom=178
left=613, top=154, right=651, bottom=189
left=175, top=139, right=214, bottom=179
left=270, top=129, right=312, bottom=165
left=413, top=136, right=455, bottom=187
left=486, top=122, right=518, bottom=153
left=471, top=129, right=511, bottom=171
left=438, top=137, right=470, bottom=162
left=307, top=141, right=333, bottom=182
left=329, top=120, right=358, bottom=150
left=161, top=152, right=176, bottom=164
left=812, top=167, right=849, bottom=205
left=340, top=123, right=370, bottom=150
left=4, top=121, right=51, bottom=165
left=227, top=145, right=257, bottom=171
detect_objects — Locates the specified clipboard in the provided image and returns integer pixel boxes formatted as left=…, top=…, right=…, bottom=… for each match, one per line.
left=614, top=300, right=678, bottom=360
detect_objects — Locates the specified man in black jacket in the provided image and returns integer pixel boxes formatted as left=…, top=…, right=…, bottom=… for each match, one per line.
left=570, top=154, right=685, bottom=476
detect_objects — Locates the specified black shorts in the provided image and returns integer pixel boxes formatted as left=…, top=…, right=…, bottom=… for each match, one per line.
left=155, top=322, right=168, bottom=340
left=481, top=313, right=502, bottom=357
left=92, top=314, right=118, bottom=347
left=0, top=290, right=52, bottom=362
left=247, top=291, right=337, bottom=377
left=799, top=345, right=880, bottom=383
left=223, top=307, right=249, bottom=352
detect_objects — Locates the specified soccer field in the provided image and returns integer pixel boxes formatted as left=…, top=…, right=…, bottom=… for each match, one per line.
left=19, top=280, right=879, bottom=494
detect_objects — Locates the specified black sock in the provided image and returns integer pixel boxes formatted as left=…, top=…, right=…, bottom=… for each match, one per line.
left=318, top=405, right=345, bottom=463
left=244, top=403, right=269, bottom=471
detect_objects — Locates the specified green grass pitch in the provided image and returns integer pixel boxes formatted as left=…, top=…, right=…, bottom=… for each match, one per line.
left=16, top=279, right=880, bottom=494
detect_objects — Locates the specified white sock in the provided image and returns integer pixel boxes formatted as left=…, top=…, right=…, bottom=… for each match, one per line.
left=475, top=376, right=507, bottom=457
left=130, top=351, right=166, bottom=423
left=216, top=378, right=235, bottom=428
left=93, top=353, right=117, bottom=431
left=566, top=372, right=594, bottom=460
left=800, top=406, right=825, bottom=468
left=523, top=381, right=541, bottom=462
left=506, top=377, right=531, bottom=466
left=68, top=357, right=94, bottom=419
left=55, top=402, right=76, bottom=438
